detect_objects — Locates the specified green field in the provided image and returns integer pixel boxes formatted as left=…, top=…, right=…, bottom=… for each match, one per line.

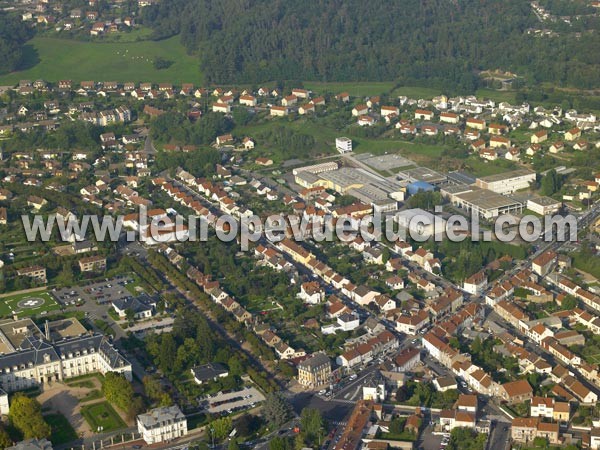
left=391, top=86, right=445, bottom=99
left=475, top=88, right=517, bottom=104
left=0, top=36, right=202, bottom=85
left=80, top=401, right=126, bottom=432
left=303, top=81, right=396, bottom=97
left=238, top=115, right=446, bottom=167
left=0, top=291, right=60, bottom=318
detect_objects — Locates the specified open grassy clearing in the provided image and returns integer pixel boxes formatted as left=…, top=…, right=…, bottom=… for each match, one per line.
left=303, top=81, right=396, bottom=97
left=0, top=36, right=202, bottom=85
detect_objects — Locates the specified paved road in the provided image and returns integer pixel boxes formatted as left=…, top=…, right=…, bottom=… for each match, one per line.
left=487, top=420, right=511, bottom=450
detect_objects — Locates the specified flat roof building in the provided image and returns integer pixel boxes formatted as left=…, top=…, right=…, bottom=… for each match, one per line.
left=397, top=167, right=447, bottom=186
left=442, top=185, right=523, bottom=219
left=335, top=137, right=353, bottom=154
left=307, top=167, right=405, bottom=209
left=475, top=169, right=536, bottom=195
left=527, top=196, right=562, bottom=215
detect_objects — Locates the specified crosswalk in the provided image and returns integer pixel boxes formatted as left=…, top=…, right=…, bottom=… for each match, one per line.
left=330, top=420, right=347, bottom=427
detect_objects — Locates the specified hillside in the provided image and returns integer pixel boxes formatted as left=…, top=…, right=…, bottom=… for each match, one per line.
left=140, top=0, right=600, bottom=92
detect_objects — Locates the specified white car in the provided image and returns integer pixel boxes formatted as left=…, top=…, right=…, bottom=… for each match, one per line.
left=318, top=389, right=326, bottom=395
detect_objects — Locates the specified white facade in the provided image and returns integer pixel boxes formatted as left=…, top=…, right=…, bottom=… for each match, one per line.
left=0, top=389, right=8, bottom=415
left=475, top=170, right=536, bottom=195
left=335, top=137, right=353, bottom=154
left=0, top=335, right=132, bottom=392
left=137, top=405, right=188, bottom=445
left=363, top=383, right=386, bottom=402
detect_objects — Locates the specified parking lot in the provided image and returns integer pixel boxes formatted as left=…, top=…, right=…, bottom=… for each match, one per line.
left=420, top=425, right=446, bottom=450
left=53, top=276, right=134, bottom=306
left=202, top=387, right=265, bottom=414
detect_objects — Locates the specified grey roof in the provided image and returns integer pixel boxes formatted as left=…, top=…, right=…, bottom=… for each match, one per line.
left=112, top=296, right=153, bottom=314
left=298, top=353, right=330, bottom=372
left=0, top=333, right=129, bottom=371
left=338, top=313, right=357, bottom=323
left=98, top=339, right=130, bottom=369
left=0, top=337, right=60, bottom=368
left=137, top=405, right=185, bottom=428
left=72, top=240, right=94, bottom=251
left=363, top=317, right=384, bottom=333
left=191, top=363, right=228, bottom=382
left=435, top=376, right=458, bottom=388
left=7, top=439, right=52, bottom=450
left=447, top=171, right=476, bottom=185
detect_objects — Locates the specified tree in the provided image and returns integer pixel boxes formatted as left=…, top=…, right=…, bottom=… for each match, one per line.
left=269, top=437, right=292, bottom=450
left=158, top=334, right=177, bottom=374
left=561, top=295, right=577, bottom=310
left=540, top=169, right=563, bottom=196
left=153, top=57, right=173, bottom=70
left=447, top=427, right=487, bottom=450
left=407, top=191, right=443, bottom=210
left=262, top=392, right=292, bottom=428
left=143, top=375, right=173, bottom=407
left=299, top=408, right=325, bottom=447
left=208, top=416, right=232, bottom=443
left=125, top=308, right=135, bottom=323
left=0, top=425, right=11, bottom=449
left=102, top=372, right=140, bottom=418
left=389, top=417, right=406, bottom=435
left=9, top=394, right=51, bottom=439
left=228, top=439, right=240, bottom=450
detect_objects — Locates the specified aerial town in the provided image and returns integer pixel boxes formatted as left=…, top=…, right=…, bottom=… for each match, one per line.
left=0, top=0, right=598, bottom=449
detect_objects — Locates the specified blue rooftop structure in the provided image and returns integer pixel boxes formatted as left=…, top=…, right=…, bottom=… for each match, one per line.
left=407, top=181, right=435, bottom=195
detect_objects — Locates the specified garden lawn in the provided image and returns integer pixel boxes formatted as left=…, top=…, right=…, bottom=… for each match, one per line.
left=80, top=401, right=126, bottom=432
left=46, top=413, right=78, bottom=445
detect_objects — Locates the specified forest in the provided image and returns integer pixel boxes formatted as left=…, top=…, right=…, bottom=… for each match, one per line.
left=139, top=0, right=600, bottom=92
left=0, top=13, right=34, bottom=75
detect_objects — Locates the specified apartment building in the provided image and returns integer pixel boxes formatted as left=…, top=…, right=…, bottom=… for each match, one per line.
left=297, top=353, right=332, bottom=388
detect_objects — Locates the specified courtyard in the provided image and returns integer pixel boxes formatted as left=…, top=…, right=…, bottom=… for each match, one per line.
left=37, top=375, right=129, bottom=439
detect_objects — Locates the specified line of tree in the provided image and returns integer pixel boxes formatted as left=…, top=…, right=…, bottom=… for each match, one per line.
left=102, top=372, right=144, bottom=420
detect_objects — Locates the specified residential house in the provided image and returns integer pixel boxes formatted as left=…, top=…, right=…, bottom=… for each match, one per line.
left=137, top=406, right=187, bottom=444
left=414, top=109, right=433, bottom=120
left=565, top=127, right=581, bottom=141
left=532, top=251, right=557, bottom=277
left=499, top=380, right=533, bottom=405
left=190, top=363, right=229, bottom=384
